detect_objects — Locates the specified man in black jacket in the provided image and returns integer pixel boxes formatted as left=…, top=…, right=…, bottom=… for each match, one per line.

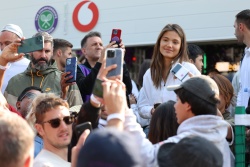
left=76, top=31, right=132, bottom=103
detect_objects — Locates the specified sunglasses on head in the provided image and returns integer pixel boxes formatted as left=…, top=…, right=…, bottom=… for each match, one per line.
left=41, top=116, right=74, bottom=128
left=19, top=92, right=37, bottom=101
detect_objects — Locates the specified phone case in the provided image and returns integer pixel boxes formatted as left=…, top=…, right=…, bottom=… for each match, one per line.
left=18, top=36, right=44, bottom=53
left=65, top=57, right=77, bottom=83
left=75, top=122, right=92, bottom=139
left=105, top=48, right=124, bottom=78
left=110, top=29, right=121, bottom=44
left=171, top=63, right=190, bottom=82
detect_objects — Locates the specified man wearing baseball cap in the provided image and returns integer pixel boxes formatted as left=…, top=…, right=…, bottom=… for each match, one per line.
left=0, top=24, right=30, bottom=93
left=102, top=75, right=234, bottom=167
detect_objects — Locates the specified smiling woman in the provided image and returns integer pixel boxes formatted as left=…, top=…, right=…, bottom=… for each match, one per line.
left=137, top=24, right=201, bottom=124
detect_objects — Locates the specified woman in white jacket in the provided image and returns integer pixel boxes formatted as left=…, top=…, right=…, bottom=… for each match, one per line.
left=138, top=24, right=200, bottom=120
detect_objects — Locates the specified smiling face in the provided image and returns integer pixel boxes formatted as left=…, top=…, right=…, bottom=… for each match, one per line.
left=0, top=31, right=19, bottom=51
left=159, top=31, right=181, bottom=61
left=36, top=106, right=72, bottom=150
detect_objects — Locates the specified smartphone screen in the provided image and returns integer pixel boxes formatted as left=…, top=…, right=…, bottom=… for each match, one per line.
left=65, top=57, right=77, bottom=83
left=75, top=122, right=92, bottom=139
left=110, top=29, right=121, bottom=45
left=18, top=36, right=44, bottom=53
left=171, top=63, right=190, bottom=82
left=105, top=48, right=124, bottom=78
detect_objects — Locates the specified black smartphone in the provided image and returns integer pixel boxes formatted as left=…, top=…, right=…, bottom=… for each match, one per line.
left=75, top=122, right=92, bottom=139
left=65, top=57, right=77, bottom=83
left=105, top=48, right=124, bottom=78
left=18, top=36, right=44, bottom=53
left=110, top=29, right=121, bottom=46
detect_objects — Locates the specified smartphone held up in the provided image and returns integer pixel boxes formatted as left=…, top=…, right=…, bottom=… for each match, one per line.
left=110, top=29, right=121, bottom=46
left=65, top=57, right=77, bottom=83
left=18, top=36, right=44, bottom=53
left=171, top=63, right=191, bottom=82
left=105, top=48, right=124, bottom=79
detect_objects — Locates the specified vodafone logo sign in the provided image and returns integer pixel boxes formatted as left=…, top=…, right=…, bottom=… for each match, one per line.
left=73, top=1, right=99, bottom=32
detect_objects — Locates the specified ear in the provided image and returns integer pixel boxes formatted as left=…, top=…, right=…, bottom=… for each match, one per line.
left=239, top=23, right=245, bottom=31
left=81, top=48, right=86, bottom=56
left=189, top=59, right=194, bottom=64
left=56, top=49, right=62, bottom=57
left=35, top=123, right=45, bottom=137
left=16, top=101, right=21, bottom=110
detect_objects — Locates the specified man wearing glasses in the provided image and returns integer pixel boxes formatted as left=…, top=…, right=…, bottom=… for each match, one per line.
left=16, top=86, right=42, bottom=118
left=34, top=93, right=73, bottom=167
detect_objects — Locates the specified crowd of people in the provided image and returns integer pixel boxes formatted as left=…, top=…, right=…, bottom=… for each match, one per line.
left=0, top=8, right=250, bottom=167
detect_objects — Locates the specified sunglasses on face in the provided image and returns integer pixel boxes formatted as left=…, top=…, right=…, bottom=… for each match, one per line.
left=19, top=92, right=37, bottom=101
left=41, top=116, right=74, bottom=128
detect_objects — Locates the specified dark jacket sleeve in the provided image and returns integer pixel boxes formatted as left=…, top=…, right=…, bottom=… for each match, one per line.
left=122, top=63, right=132, bottom=95
left=68, top=100, right=100, bottom=162
left=76, top=62, right=102, bottom=95
left=76, top=100, right=101, bottom=129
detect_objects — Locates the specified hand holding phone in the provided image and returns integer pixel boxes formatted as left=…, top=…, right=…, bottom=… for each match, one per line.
left=65, top=57, right=77, bottom=83
left=171, top=63, right=191, bottom=82
left=18, top=36, right=44, bottom=53
left=105, top=48, right=124, bottom=78
left=74, top=122, right=92, bottom=139
left=110, top=29, right=121, bottom=46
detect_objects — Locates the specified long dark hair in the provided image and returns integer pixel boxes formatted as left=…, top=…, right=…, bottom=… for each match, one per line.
left=148, top=100, right=179, bottom=144
left=151, top=24, right=189, bottom=88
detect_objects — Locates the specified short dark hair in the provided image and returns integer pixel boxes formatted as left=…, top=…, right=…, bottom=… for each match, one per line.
left=175, top=88, right=219, bottom=116
left=236, top=9, right=250, bottom=29
left=80, top=31, right=101, bottom=48
left=53, top=38, right=73, bottom=55
left=17, top=86, right=43, bottom=101
left=187, top=44, right=204, bottom=62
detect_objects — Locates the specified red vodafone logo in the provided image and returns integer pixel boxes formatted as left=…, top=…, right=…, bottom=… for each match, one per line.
left=73, top=1, right=99, bottom=32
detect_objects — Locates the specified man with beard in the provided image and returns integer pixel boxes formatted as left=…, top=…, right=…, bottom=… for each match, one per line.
left=4, top=32, right=82, bottom=108
left=33, top=93, right=73, bottom=166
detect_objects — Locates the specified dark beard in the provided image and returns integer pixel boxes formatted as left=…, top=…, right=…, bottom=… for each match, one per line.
left=31, top=56, right=50, bottom=71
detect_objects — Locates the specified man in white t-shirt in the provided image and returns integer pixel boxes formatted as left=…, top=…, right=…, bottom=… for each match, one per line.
left=0, top=24, right=30, bottom=93
left=34, top=93, right=73, bottom=167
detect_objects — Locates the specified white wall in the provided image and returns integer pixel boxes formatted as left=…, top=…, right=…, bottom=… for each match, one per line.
left=0, top=0, right=248, bottom=49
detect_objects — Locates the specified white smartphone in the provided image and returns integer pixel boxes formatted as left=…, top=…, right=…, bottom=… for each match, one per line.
left=105, top=48, right=124, bottom=79
left=171, top=63, right=190, bottom=82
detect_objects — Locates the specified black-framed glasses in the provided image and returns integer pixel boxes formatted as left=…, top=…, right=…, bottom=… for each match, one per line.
left=41, top=116, right=74, bottom=128
left=20, top=92, right=37, bottom=101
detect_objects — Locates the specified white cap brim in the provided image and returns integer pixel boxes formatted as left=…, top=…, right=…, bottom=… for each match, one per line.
left=166, top=85, right=182, bottom=91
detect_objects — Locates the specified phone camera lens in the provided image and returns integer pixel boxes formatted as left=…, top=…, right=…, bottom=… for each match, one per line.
left=113, top=29, right=118, bottom=35
left=107, top=50, right=115, bottom=58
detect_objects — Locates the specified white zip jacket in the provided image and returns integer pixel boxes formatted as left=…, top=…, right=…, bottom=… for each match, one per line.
left=138, top=61, right=200, bottom=119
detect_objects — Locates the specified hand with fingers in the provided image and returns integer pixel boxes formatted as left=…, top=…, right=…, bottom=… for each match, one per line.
left=0, top=38, right=25, bottom=65
left=60, top=72, right=75, bottom=100
left=71, top=129, right=90, bottom=167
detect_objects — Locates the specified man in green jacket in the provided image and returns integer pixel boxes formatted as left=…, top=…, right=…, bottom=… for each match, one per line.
left=4, top=32, right=82, bottom=108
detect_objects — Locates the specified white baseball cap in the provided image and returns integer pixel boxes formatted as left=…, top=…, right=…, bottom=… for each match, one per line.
left=1, top=24, right=23, bottom=38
